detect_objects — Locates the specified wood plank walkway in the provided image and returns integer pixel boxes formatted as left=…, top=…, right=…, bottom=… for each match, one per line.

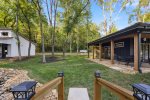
left=68, top=88, right=90, bottom=100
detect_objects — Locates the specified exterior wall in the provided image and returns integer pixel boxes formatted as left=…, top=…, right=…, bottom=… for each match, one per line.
left=0, top=30, right=13, bottom=37
left=130, top=38, right=134, bottom=56
left=99, top=39, right=135, bottom=60
left=10, top=32, right=36, bottom=57
left=6, top=44, right=11, bottom=57
left=0, top=29, right=36, bottom=57
left=114, top=38, right=131, bottom=60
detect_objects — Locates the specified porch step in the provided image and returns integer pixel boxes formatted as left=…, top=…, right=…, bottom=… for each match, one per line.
left=68, top=88, right=90, bottom=100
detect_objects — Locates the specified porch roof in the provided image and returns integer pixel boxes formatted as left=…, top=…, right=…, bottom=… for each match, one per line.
left=88, top=22, right=150, bottom=46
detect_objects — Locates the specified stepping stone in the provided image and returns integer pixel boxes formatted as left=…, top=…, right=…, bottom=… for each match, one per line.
left=68, top=88, right=90, bottom=100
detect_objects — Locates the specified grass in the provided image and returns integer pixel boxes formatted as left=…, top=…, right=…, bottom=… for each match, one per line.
left=0, top=55, right=150, bottom=100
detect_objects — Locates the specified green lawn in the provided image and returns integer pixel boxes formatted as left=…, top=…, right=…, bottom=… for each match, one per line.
left=0, top=55, right=150, bottom=100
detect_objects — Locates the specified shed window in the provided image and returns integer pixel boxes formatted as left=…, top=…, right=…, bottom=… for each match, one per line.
left=2, top=32, right=8, bottom=36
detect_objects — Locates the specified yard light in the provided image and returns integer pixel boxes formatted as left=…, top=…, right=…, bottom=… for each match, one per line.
left=95, top=70, right=101, bottom=78
left=132, top=83, right=150, bottom=100
left=10, top=81, right=37, bottom=100
left=58, top=71, right=64, bottom=77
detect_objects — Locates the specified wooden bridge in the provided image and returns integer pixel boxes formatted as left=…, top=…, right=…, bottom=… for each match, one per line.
left=31, top=71, right=137, bottom=100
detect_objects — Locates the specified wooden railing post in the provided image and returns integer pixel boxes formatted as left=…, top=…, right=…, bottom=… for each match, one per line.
left=58, top=72, right=64, bottom=100
left=94, top=70, right=101, bottom=100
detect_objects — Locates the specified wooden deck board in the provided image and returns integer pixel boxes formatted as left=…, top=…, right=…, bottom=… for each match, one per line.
left=68, top=88, right=90, bottom=100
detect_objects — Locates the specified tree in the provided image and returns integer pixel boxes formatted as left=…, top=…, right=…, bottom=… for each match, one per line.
left=45, top=0, right=58, bottom=57
left=16, top=0, right=22, bottom=60
left=60, top=0, right=90, bottom=57
left=128, top=0, right=150, bottom=23
left=32, top=0, right=46, bottom=63
left=19, top=0, right=37, bottom=57
left=96, top=0, right=129, bottom=35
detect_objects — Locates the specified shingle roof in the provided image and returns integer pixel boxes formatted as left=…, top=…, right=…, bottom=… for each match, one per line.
left=0, top=28, right=36, bottom=45
left=88, top=22, right=150, bottom=46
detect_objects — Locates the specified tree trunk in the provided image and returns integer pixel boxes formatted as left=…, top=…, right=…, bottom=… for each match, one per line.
left=16, top=0, right=22, bottom=60
left=52, top=0, right=58, bottom=57
left=37, top=0, right=46, bottom=63
left=28, top=23, right=31, bottom=57
left=62, top=43, right=66, bottom=58
left=69, top=35, right=72, bottom=54
left=45, top=0, right=52, bottom=55
left=76, top=41, right=79, bottom=54
left=50, top=0, right=54, bottom=57
left=28, top=41, right=31, bottom=57
left=63, top=47, right=65, bottom=58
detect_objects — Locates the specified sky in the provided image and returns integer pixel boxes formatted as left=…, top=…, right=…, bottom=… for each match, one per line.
left=43, top=0, right=140, bottom=30
left=90, top=1, right=130, bottom=30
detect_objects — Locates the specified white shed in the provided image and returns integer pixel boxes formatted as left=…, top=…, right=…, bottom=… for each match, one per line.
left=0, top=28, right=36, bottom=58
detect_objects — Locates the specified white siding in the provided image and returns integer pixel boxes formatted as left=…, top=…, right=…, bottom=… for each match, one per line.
left=6, top=44, right=11, bottom=57
left=0, top=30, right=13, bottom=37
left=0, top=29, right=36, bottom=57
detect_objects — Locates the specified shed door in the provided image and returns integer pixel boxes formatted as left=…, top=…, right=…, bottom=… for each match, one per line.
left=2, top=44, right=8, bottom=58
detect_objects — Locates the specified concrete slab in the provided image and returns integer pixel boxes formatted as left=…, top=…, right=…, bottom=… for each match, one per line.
left=87, top=58, right=150, bottom=74
left=68, top=88, right=90, bottom=100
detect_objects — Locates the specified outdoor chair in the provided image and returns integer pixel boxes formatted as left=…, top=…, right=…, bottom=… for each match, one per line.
left=125, top=55, right=134, bottom=66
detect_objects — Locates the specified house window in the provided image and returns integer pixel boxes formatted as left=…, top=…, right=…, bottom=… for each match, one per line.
left=1, top=32, right=8, bottom=36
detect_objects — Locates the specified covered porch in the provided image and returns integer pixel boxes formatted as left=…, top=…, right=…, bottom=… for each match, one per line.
left=88, top=22, right=150, bottom=73
left=88, top=58, right=150, bottom=74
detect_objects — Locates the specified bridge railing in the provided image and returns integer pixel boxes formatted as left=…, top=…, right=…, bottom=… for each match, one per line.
left=94, top=70, right=136, bottom=100
left=31, top=72, right=64, bottom=100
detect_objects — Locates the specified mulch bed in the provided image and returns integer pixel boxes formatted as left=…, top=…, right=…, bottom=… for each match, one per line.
left=46, top=56, right=65, bottom=63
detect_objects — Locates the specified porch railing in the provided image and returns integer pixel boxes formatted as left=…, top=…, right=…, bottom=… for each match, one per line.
left=94, top=70, right=136, bottom=100
left=31, top=72, right=64, bottom=100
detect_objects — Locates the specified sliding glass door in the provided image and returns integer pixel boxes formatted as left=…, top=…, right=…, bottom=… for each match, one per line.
left=141, top=43, right=150, bottom=63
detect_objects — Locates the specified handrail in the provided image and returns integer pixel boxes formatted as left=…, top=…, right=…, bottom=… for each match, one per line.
left=31, top=72, right=64, bottom=100
left=94, top=71, right=136, bottom=100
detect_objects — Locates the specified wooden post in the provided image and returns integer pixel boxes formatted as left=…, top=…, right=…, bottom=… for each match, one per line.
left=111, top=40, right=114, bottom=64
left=58, top=72, right=64, bottom=100
left=99, top=44, right=102, bottom=61
left=94, top=71, right=101, bottom=100
left=94, top=46, right=97, bottom=59
left=134, top=33, right=139, bottom=71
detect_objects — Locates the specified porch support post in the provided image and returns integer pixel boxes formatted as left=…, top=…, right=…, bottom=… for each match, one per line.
left=99, top=43, right=102, bottom=61
left=94, top=46, right=97, bottom=59
left=134, top=33, right=141, bottom=72
left=111, top=40, right=114, bottom=64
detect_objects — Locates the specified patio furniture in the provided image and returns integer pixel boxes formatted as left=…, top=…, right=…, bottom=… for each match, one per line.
left=10, top=81, right=37, bottom=100
left=132, top=83, right=150, bottom=100
left=125, top=55, right=134, bottom=66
